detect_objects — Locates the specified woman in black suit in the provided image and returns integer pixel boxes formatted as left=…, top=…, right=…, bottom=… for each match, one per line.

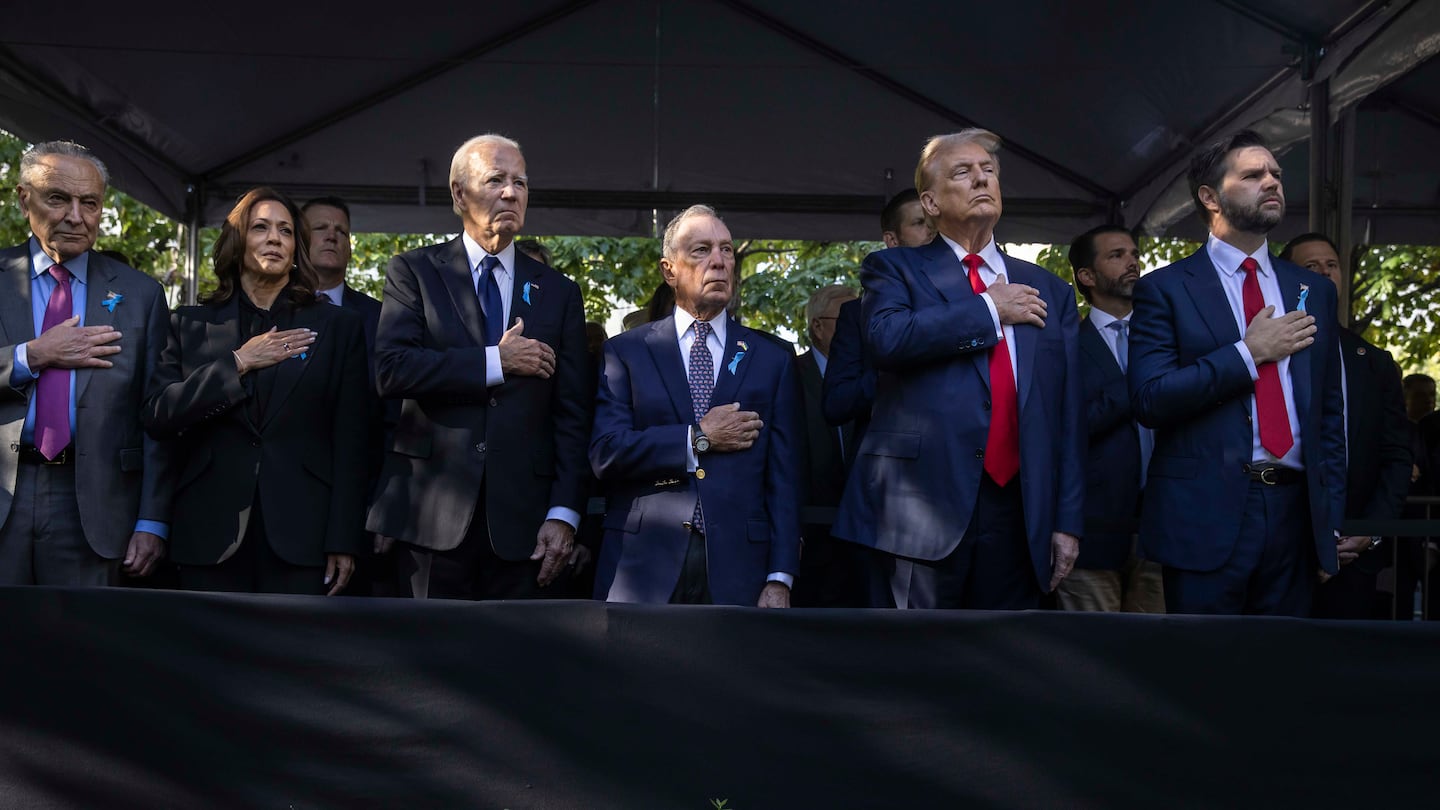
left=145, top=187, right=370, bottom=595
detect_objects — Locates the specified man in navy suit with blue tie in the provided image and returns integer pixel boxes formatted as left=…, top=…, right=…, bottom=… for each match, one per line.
left=1128, top=130, right=1346, bottom=616
left=832, top=129, right=1085, bottom=610
left=1060, top=225, right=1164, bottom=612
left=590, top=205, right=802, bottom=606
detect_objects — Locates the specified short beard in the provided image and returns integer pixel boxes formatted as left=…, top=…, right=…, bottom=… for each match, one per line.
left=1218, top=188, right=1283, bottom=234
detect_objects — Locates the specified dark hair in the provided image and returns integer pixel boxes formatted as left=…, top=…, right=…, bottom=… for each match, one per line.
left=1068, top=225, right=1134, bottom=300
left=645, top=279, right=676, bottom=322
left=301, top=195, right=351, bottom=222
left=1187, top=129, right=1270, bottom=221
left=1403, top=373, right=1435, bottom=392
left=515, top=239, right=552, bottom=266
left=880, top=189, right=920, bottom=236
left=1277, top=232, right=1338, bottom=263
left=205, top=187, right=320, bottom=306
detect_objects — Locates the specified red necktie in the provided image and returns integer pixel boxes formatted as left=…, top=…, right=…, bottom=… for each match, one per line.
left=1241, top=257, right=1294, bottom=459
left=963, top=253, right=1020, bottom=486
left=35, top=264, right=73, bottom=459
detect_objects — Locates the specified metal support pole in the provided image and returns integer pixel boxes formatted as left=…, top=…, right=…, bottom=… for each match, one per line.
left=184, top=183, right=202, bottom=305
left=1334, top=109, right=1356, bottom=326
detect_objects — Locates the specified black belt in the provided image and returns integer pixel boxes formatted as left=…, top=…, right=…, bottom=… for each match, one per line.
left=17, top=445, right=73, bottom=465
left=1242, top=463, right=1302, bottom=486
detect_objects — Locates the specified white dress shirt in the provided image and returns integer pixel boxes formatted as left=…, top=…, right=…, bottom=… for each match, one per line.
left=939, top=234, right=1018, bottom=381
left=462, top=233, right=516, bottom=389
left=1205, top=234, right=1304, bottom=469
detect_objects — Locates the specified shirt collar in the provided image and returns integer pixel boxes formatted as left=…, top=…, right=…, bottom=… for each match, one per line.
left=1087, top=307, right=1128, bottom=330
left=29, top=237, right=89, bottom=284
left=1206, top=233, right=1274, bottom=279
left=813, top=347, right=829, bottom=376
left=462, top=233, right=516, bottom=278
left=938, top=234, right=1005, bottom=275
left=673, top=307, right=727, bottom=347
left=317, top=283, right=344, bottom=305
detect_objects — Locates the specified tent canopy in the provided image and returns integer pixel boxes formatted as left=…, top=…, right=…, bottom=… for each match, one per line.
left=1, top=0, right=1436, bottom=243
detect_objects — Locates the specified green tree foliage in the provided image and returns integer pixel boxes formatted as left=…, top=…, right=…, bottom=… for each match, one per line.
left=1350, top=245, right=1440, bottom=374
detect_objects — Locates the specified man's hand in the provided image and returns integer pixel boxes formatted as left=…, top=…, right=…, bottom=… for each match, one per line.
left=26, top=316, right=121, bottom=371
left=1048, top=531, right=1080, bottom=591
left=757, top=581, right=790, bottom=608
left=1336, top=535, right=1371, bottom=566
left=235, top=326, right=316, bottom=374
left=567, top=543, right=593, bottom=573
left=373, top=534, right=395, bottom=554
left=699, top=402, right=763, bottom=452
left=121, top=531, right=164, bottom=577
left=324, top=553, right=355, bottom=596
left=987, top=278, right=1047, bottom=328
left=1243, top=307, right=1315, bottom=364
left=499, top=318, right=556, bottom=379
left=531, top=519, right=575, bottom=586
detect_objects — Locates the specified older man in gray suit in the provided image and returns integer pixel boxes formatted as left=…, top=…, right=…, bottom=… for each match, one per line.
left=0, top=140, right=173, bottom=585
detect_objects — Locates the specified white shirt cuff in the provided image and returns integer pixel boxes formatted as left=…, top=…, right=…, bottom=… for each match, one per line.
left=1233, top=339, right=1259, bottom=380
left=485, top=345, right=504, bottom=387
left=545, top=507, right=580, bottom=531
left=686, top=425, right=698, bottom=472
left=979, top=292, right=1003, bottom=340
left=767, top=572, right=794, bottom=588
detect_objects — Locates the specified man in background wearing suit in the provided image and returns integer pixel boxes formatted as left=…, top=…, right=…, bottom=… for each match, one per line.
left=304, top=195, right=398, bottom=595
left=1061, top=225, right=1164, bottom=612
left=367, top=134, right=590, bottom=600
left=1129, top=130, right=1346, bottom=616
left=590, top=205, right=802, bottom=606
left=832, top=129, right=1084, bottom=610
left=1280, top=233, right=1411, bottom=619
left=0, top=140, right=172, bottom=585
left=794, top=284, right=865, bottom=607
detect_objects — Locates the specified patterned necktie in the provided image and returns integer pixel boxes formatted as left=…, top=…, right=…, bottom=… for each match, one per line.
left=1241, top=258, right=1294, bottom=459
left=478, top=255, right=504, bottom=346
left=35, top=264, right=74, bottom=459
left=1106, top=320, right=1129, bottom=372
left=688, top=320, right=715, bottom=532
left=963, top=253, right=1020, bottom=486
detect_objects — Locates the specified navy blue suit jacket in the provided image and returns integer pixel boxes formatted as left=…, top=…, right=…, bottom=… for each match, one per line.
left=831, top=239, right=1085, bottom=590
left=821, top=297, right=874, bottom=462
left=1077, top=315, right=1142, bottom=570
left=1128, top=247, right=1346, bottom=574
left=589, top=314, right=803, bottom=606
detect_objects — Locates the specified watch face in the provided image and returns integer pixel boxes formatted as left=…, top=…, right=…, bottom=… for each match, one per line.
left=695, top=436, right=710, bottom=453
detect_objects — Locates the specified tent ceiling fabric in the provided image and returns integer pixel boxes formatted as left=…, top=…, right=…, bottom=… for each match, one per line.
left=0, top=0, right=1435, bottom=243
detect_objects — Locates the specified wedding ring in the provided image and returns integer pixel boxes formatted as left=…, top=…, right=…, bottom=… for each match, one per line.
left=283, top=342, right=290, bottom=350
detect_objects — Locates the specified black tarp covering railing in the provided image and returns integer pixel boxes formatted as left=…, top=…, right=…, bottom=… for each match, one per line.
left=2, top=588, right=1438, bottom=809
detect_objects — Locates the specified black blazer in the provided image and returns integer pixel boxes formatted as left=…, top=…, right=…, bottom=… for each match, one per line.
left=1337, top=330, right=1411, bottom=572
left=144, top=296, right=370, bottom=567
left=1077, top=315, right=1142, bottom=570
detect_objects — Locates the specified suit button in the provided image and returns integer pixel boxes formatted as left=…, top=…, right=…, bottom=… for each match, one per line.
left=974, top=449, right=984, bottom=458
left=475, top=442, right=487, bottom=453
left=696, top=468, right=706, bottom=479
left=489, top=397, right=498, bottom=407
left=251, top=438, right=261, bottom=448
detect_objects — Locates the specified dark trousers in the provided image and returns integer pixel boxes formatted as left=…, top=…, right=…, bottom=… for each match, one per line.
left=398, top=497, right=542, bottom=601
left=1313, top=555, right=1383, bottom=619
left=893, top=476, right=1039, bottom=610
left=1163, top=480, right=1316, bottom=617
left=792, top=529, right=872, bottom=608
left=0, top=460, right=114, bottom=586
left=669, top=529, right=713, bottom=605
left=178, top=500, right=326, bottom=595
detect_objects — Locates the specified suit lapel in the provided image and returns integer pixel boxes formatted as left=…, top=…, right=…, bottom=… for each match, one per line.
left=510, top=251, right=542, bottom=329
left=209, top=297, right=256, bottom=432
left=710, top=317, right=751, bottom=406
left=643, top=316, right=695, bottom=423
left=436, top=238, right=488, bottom=348
left=1079, top=315, right=1122, bottom=379
left=918, top=241, right=991, bottom=392
left=76, top=251, right=119, bottom=404
left=1180, top=250, right=1241, bottom=347
left=0, top=247, right=35, bottom=347
left=1274, top=261, right=1312, bottom=418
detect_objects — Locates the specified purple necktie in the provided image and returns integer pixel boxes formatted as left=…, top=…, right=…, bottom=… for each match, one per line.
left=688, top=320, right=715, bottom=533
left=35, top=264, right=73, bottom=459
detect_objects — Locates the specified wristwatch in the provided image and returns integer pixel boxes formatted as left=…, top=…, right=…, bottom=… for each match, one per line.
left=692, top=427, right=711, bottom=455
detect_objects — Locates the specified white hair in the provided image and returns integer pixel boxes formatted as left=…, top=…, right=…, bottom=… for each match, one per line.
left=19, top=140, right=110, bottom=188
left=661, top=204, right=721, bottom=258
left=449, top=133, right=523, bottom=215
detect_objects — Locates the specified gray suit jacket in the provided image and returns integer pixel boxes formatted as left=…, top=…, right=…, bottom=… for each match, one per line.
left=0, top=244, right=174, bottom=559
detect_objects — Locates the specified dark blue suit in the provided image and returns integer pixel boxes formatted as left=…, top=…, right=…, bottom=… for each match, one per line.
left=1077, top=315, right=1142, bottom=570
left=831, top=239, right=1085, bottom=597
left=589, top=314, right=803, bottom=606
left=1128, top=247, right=1345, bottom=613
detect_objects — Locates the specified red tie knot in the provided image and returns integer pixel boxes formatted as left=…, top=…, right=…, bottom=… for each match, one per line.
left=1240, top=257, right=1260, bottom=277
left=962, top=253, right=984, bottom=274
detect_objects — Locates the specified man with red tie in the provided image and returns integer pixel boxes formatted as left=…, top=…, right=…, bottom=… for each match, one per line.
left=831, top=129, right=1084, bottom=609
left=1128, top=130, right=1346, bottom=616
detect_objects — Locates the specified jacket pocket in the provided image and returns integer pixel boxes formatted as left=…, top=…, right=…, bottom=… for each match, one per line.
left=862, top=431, right=922, bottom=459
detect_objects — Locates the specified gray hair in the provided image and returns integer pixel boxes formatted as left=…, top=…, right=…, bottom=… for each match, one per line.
left=914, top=128, right=1001, bottom=193
left=19, top=140, right=110, bottom=188
left=806, top=285, right=858, bottom=341
left=661, top=204, right=721, bottom=258
left=449, top=133, right=523, bottom=216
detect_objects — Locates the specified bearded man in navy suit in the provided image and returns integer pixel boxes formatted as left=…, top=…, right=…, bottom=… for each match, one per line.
left=832, top=129, right=1084, bottom=610
left=590, top=205, right=802, bottom=606
left=1128, top=130, right=1346, bottom=616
